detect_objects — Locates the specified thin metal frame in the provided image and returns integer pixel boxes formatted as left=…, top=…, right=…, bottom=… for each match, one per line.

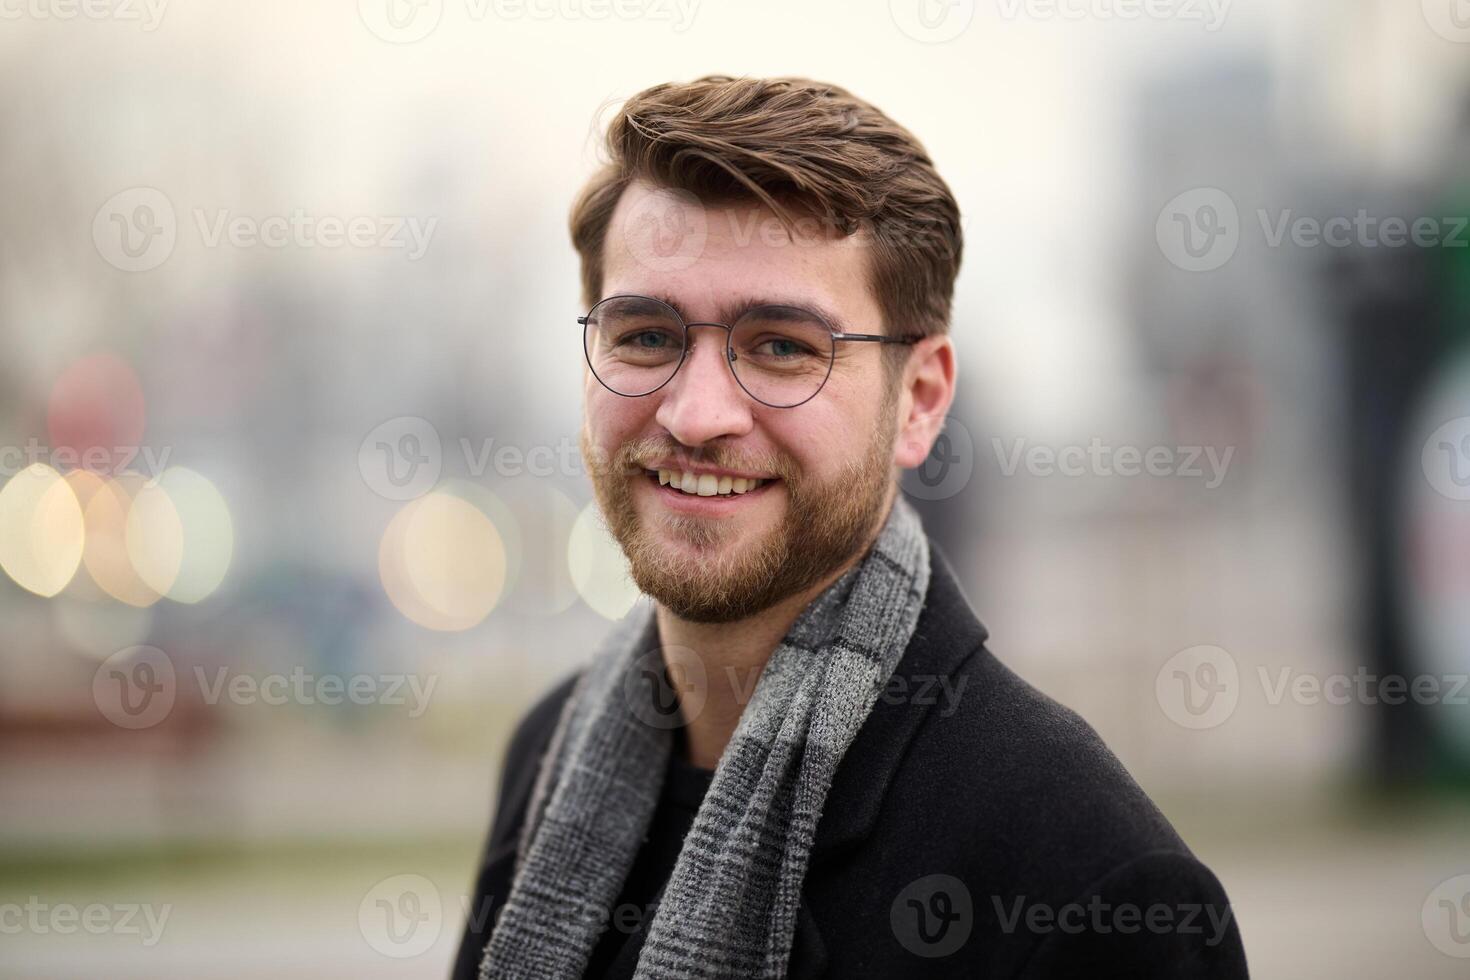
left=579, top=293, right=919, bottom=408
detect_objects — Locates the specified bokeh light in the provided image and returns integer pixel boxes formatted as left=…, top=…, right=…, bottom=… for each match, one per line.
left=126, top=467, right=234, bottom=604
left=46, top=352, right=147, bottom=474
left=82, top=473, right=165, bottom=608
left=567, top=501, right=640, bottom=621
left=0, top=464, right=86, bottom=598
left=379, top=487, right=508, bottom=631
left=443, top=481, right=522, bottom=611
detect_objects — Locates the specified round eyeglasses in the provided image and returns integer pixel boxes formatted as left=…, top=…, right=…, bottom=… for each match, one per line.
left=579, top=294, right=919, bottom=409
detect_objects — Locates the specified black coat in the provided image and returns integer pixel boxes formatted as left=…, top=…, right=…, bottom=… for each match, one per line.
left=452, top=543, right=1250, bottom=979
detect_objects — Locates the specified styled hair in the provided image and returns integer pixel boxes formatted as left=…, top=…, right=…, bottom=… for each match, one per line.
left=569, top=75, right=963, bottom=342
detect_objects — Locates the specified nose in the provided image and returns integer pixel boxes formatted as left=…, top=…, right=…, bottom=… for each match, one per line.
left=654, top=325, right=754, bottom=446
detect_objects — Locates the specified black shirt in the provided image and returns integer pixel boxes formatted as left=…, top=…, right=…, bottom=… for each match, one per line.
left=583, top=737, right=715, bottom=979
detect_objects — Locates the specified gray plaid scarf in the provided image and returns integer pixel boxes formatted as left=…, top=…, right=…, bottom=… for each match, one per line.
left=479, top=495, right=930, bottom=980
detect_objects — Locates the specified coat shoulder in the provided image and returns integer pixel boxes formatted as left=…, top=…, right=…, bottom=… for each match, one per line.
left=902, top=640, right=1194, bottom=886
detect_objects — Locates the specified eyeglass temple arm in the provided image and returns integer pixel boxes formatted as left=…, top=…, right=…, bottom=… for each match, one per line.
left=831, top=332, right=922, bottom=345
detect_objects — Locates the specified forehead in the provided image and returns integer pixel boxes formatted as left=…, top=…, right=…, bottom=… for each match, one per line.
left=601, top=180, right=878, bottom=324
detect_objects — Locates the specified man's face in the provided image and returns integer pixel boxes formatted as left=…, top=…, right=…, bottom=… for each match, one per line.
left=581, top=181, right=903, bottom=623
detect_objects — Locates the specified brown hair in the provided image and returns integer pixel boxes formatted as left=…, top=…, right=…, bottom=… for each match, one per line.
left=569, top=75, right=963, bottom=343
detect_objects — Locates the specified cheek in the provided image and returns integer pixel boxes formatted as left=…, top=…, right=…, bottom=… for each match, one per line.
left=773, top=407, right=867, bottom=478
left=585, top=385, right=655, bottom=447
left=821, top=372, right=886, bottom=436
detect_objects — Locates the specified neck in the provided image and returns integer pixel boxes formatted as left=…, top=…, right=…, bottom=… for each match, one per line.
left=656, top=487, right=897, bottom=770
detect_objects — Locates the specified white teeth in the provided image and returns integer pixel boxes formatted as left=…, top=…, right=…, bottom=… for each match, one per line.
left=653, top=469, right=767, bottom=497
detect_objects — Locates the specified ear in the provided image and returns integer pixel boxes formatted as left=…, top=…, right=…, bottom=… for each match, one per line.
left=893, top=334, right=957, bottom=470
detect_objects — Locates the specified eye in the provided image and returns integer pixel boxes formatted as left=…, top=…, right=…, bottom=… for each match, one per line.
left=613, top=327, right=677, bottom=349
left=753, top=336, right=815, bottom=358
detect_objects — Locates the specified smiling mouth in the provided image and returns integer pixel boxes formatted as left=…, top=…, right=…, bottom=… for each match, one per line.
left=646, top=468, right=777, bottom=498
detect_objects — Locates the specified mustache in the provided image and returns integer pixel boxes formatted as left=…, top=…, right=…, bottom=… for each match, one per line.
left=588, top=435, right=797, bottom=482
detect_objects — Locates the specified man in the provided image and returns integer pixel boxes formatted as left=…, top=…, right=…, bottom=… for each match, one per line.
left=453, top=75, right=1248, bottom=979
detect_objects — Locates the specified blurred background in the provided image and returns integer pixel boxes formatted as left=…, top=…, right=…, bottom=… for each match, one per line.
left=2, top=0, right=1469, bottom=976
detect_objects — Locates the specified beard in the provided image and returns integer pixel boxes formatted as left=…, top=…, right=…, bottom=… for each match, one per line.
left=582, top=400, right=899, bottom=624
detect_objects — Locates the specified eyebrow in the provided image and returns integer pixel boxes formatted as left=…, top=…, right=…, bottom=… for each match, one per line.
left=649, top=293, right=851, bottom=332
